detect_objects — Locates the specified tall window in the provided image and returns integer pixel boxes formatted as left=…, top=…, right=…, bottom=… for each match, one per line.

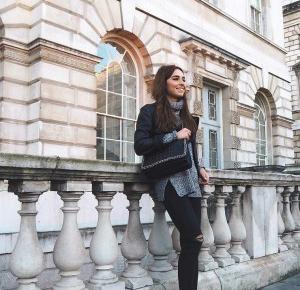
left=254, top=97, right=267, bottom=165
left=95, top=42, right=137, bottom=162
left=250, top=0, right=262, bottom=33
left=202, top=86, right=223, bottom=169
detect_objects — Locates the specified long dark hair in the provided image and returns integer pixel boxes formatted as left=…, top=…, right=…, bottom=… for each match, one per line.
left=152, top=65, right=197, bottom=133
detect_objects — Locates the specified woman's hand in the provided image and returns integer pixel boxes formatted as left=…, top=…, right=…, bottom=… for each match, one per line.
left=176, top=128, right=191, bottom=140
left=199, top=167, right=209, bottom=185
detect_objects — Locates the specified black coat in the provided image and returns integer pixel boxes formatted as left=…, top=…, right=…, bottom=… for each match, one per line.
left=134, top=102, right=201, bottom=178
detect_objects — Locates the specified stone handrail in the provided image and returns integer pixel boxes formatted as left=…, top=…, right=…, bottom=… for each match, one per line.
left=1, top=153, right=300, bottom=290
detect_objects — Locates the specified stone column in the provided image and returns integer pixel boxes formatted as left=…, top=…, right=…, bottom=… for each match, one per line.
left=291, top=186, right=300, bottom=246
left=121, top=183, right=153, bottom=289
left=9, top=180, right=50, bottom=290
left=171, top=226, right=180, bottom=269
left=88, top=182, right=125, bottom=290
left=212, top=185, right=235, bottom=267
left=277, top=187, right=288, bottom=252
left=148, top=199, right=176, bottom=283
left=228, top=186, right=250, bottom=263
left=281, top=186, right=297, bottom=249
left=198, top=185, right=218, bottom=271
left=51, top=181, right=91, bottom=290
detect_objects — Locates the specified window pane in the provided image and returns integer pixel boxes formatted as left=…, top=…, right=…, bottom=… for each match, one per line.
left=122, top=52, right=136, bottom=76
left=96, top=115, right=105, bottom=138
left=106, top=140, right=120, bottom=161
left=208, top=90, right=217, bottom=121
left=122, top=120, right=135, bottom=142
left=123, top=74, right=136, bottom=97
left=106, top=117, right=120, bottom=140
left=96, top=71, right=106, bottom=90
left=107, top=93, right=122, bottom=116
left=123, top=97, right=136, bottom=119
left=97, top=89, right=106, bottom=113
left=96, top=139, right=104, bottom=159
left=108, top=63, right=122, bottom=94
left=209, top=130, right=218, bottom=169
left=123, top=142, right=135, bottom=163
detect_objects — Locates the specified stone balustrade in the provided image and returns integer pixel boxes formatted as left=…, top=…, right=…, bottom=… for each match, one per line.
left=1, top=154, right=300, bottom=290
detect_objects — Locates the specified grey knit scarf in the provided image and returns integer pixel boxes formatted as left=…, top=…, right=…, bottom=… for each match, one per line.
left=169, top=99, right=183, bottom=128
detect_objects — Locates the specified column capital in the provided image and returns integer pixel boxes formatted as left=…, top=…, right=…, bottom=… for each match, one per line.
left=276, top=186, right=285, bottom=194
left=202, top=185, right=215, bottom=195
left=216, top=185, right=232, bottom=196
left=235, top=186, right=246, bottom=194
left=124, top=182, right=150, bottom=194
left=92, top=181, right=123, bottom=193
left=51, top=180, right=91, bottom=192
left=283, top=186, right=295, bottom=195
left=9, top=180, right=50, bottom=194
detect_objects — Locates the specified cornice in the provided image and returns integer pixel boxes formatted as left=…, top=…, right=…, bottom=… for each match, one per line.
left=180, top=38, right=250, bottom=71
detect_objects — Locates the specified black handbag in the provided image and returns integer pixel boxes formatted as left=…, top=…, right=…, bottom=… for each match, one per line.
left=141, top=138, right=192, bottom=179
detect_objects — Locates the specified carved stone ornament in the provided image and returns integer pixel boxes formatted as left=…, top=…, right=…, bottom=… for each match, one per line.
left=192, top=72, right=203, bottom=88
left=232, top=87, right=239, bottom=101
left=193, top=100, right=203, bottom=116
left=233, top=162, right=241, bottom=169
left=196, top=128, right=204, bottom=144
left=231, top=111, right=240, bottom=125
left=232, top=137, right=241, bottom=150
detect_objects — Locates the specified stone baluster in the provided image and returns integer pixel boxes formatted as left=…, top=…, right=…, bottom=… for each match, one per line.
left=9, top=180, right=49, bottom=290
left=51, top=181, right=91, bottom=290
left=148, top=199, right=176, bottom=282
left=281, top=186, right=296, bottom=249
left=228, top=186, right=250, bottom=263
left=88, top=182, right=125, bottom=290
left=121, top=183, right=153, bottom=289
left=171, top=226, right=180, bottom=269
left=198, top=185, right=218, bottom=271
left=277, top=187, right=288, bottom=252
left=291, top=186, right=300, bottom=246
left=212, top=185, right=235, bottom=267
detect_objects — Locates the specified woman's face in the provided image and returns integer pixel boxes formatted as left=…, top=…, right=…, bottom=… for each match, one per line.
left=166, top=68, right=186, bottom=101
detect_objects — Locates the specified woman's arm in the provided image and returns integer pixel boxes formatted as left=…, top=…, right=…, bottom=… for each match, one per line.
left=134, top=105, right=174, bottom=156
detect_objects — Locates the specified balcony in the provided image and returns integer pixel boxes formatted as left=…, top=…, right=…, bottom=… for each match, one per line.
left=1, top=153, right=300, bottom=290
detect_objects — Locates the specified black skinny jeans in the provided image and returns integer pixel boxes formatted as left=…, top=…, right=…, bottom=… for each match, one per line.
left=163, top=181, right=202, bottom=290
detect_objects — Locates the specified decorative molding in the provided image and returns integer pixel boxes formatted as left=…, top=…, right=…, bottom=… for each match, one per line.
left=196, top=128, right=203, bottom=144
left=237, top=103, right=255, bottom=118
left=180, top=38, right=249, bottom=72
left=231, top=87, right=239, bottom=101
left=193, top=100, right=203, bottom=116
left=192, top=72, right=203, bottom=88
left=233, top=162, right=241, bottom=169
left=271, top=115, right=294, bottom=129
left=232, top=137, right=241, bottom=150
left=231, top=111, right=240, bottom=125
left=0, top=37, right=101, bottom=73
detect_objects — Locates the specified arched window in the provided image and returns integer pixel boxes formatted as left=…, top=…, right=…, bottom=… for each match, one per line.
left=254, top=97, right=267, bottom=165
left=95, top=42, right=137, bottom=162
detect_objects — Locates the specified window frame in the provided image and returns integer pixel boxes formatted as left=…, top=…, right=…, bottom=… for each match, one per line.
left=254, top=97, right=268, bottom=166
left=95, top=42, right=139, bottom=163
left=250, top=0, right=262, bottom=34
left=202, top=85, right=224, bottom=169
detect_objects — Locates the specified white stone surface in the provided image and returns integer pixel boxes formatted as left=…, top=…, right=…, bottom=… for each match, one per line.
left=243, top=186, right=278, bottom=258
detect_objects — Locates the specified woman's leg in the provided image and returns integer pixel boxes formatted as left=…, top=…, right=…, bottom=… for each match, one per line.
left=163, top=182, right=202, bottom=290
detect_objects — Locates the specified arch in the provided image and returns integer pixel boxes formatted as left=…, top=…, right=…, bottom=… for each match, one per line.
left=256, top=87, right=277, bottom=116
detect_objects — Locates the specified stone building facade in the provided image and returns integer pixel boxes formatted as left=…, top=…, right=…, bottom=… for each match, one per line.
left=0, top=0, right=298, bottom=289
left=0, top=0, right=294, bottom=168
left=283, top=0, right=300, bottom=162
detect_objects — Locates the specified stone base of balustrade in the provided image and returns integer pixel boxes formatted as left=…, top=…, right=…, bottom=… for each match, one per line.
left=120, top=276, right=153, bottom=290
left=86, top=280, right=125, bottom=290
left=231, top=253, right=250, bottom=263
left=148, top=269, right=177, bottom=284
left=198, top=260, right=219, bottom=272
left=213, top=256, right=235, bottom=268
left=156, top=249, right=300, bottom=290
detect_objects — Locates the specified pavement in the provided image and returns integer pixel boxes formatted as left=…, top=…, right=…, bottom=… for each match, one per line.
left=259, top=273, right=300, bottom=289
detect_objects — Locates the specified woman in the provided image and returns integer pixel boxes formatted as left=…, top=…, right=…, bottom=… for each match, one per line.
left=134, top=65, right=209, bottom=290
